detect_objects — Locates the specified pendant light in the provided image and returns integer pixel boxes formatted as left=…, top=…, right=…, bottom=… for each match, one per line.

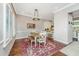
left=32, top=9, right=40, bottom=20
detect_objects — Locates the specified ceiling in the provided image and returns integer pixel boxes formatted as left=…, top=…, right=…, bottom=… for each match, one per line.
left=13, top=3, right=72, bottom=20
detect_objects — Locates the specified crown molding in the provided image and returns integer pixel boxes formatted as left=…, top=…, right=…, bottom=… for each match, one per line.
left=54, top=3, right=76, bottom=13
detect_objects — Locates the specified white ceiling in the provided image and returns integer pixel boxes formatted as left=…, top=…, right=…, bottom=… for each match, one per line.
left=13, top=3, right=72, bottom=20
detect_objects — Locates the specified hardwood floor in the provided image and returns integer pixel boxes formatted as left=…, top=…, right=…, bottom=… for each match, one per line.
left=9, top=38, right=66, bottom=56
left=52, top=51, right=66, bottom=56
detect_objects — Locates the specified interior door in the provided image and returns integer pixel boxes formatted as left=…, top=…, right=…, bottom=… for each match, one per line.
left=68, top=13, right=73, bottom=43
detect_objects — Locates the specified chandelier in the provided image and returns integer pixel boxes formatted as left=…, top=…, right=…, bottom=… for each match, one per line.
left=32, top=9, right=40, bottom=20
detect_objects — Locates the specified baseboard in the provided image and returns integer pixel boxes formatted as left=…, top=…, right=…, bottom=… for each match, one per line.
left=54, top=39, right=69, bottom=45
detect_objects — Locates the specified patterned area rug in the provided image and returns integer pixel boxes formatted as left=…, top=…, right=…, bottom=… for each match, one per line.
left=22, top=42, right=56, bottom=56
left=9, top=38, right=65, bottom=56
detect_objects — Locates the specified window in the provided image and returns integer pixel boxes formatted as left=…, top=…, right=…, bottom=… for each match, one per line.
left=3, top=4, right=15, bottom=47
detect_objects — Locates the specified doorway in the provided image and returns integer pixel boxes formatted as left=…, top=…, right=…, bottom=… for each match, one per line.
left=69, top=10, right=79, bottom=41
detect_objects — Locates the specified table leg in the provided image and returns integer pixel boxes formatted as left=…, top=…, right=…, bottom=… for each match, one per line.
left=35, top=37, right=37, bottom=47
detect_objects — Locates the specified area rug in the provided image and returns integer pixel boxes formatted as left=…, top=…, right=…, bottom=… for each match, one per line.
left=9, top=38, right=65, bottom=56
left=21, top=42, right=56, bottom=56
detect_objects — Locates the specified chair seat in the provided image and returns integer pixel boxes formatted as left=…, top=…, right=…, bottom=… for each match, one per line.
left=37, top=38, right=45, bottom=43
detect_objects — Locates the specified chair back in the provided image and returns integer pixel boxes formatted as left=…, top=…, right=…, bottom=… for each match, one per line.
left=40, top=32, right=47, bottom=41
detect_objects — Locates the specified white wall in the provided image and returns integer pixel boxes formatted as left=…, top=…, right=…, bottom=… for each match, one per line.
left=16, top=14, right=43, bottom=39
left=54, top=10, right=68, bottom=44
left=54, top=4, right=79, bottom=44
left=16, top=14, right=52, bottom=39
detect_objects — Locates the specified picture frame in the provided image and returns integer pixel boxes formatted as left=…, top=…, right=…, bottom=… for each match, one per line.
left=27, top=23, right=35, bottom=29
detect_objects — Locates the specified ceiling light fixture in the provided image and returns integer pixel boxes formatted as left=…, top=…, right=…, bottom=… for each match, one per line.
left=32, top=9, right=40, bottom=20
